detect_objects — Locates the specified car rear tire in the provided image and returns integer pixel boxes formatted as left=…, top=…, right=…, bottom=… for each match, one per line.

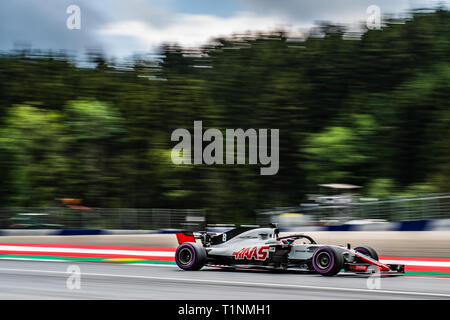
left=354, top=246, right=379, bottom=261
left=312, top=246, right=344, bottom=276
left=175, top=242, right=207, bottom=271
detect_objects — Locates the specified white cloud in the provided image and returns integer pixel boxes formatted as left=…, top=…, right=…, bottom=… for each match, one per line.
left=97, top=11, right=313, bottom=57
left=2, top=0, right=447, bottom=59
left=96, top=0, right=440, bottom=58
left=238, top=0, right=445, bottom=23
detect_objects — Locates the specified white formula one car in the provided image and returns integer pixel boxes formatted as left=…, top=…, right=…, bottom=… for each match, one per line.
left=175, top=225, right=405, bottom=276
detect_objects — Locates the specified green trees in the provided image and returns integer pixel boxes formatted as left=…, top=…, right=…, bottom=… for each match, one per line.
left=302, top=115, right=377, bottom=186
left=0, top=104, right=65, bottom=206
left=62, top=100, right=126, bottom=207
left=0, top=9, right=449, bottom=222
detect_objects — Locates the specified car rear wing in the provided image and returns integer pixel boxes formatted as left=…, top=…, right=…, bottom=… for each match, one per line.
left=175, top=231, right=215, bottom=245
left=175, top=232, right=196, bottom=245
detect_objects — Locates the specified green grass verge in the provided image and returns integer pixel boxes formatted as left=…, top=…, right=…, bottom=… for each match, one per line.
left=405, top=271, right=450, bottom=277
left=1, top=255, right=449, bottom=276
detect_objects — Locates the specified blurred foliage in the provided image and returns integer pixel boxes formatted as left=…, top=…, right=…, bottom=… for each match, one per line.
left=0, top=9, right=449, bottom=223
left=302, top=114, right=377, bottom=186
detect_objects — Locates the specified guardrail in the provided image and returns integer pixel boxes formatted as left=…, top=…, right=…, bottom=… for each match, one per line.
left=2, top=194, right=450, bottom=232
left=0, top=218, right=449, bottom=236
left=0, top=207, right=205, bottom=230
left=257, top=193, right=450, bottom=225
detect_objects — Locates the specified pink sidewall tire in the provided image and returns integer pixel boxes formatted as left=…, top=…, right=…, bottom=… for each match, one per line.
left=312, top=246, right=344, bottom=276
left=175, top=242, right=207, bottom=271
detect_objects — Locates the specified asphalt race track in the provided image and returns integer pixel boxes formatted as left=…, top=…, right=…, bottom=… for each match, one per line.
left=0, top=260, right=449, bottom=299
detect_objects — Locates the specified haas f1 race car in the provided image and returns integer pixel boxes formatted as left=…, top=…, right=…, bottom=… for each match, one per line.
left=175, top=225, right=405, bottom=276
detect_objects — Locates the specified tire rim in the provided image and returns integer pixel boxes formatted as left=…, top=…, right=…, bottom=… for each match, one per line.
left=178, top=247, right=194, bottom=265
left=315, top=251, right=332, bottom=270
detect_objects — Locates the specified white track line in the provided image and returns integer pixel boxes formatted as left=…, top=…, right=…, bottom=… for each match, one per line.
left=380, top=259, right=450, bottom=267
left=0, top=267, right=448, bottom=298
left=1, top=246, right=448, bottom=267
left=0, top=245, right=173, bottom=257
left=0, top=257, right=178, bottom=266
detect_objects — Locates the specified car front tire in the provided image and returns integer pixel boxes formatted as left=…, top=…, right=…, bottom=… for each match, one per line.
left=312, top=246, right=344, bottom=276
left=354, top=246, right=379, bottom=261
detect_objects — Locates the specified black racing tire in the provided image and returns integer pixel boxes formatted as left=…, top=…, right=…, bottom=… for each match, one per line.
left=354, top=246, right=379, bottom=261
left=175, top=242, right=207, bottom=271
left=312, top=246, right=344, bottom=276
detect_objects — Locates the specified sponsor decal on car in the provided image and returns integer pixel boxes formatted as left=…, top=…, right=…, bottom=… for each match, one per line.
left=232, top=246, right=270, bottom=261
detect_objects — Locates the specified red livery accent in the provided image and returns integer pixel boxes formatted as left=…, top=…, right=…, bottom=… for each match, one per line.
left=348, top=249, right=390, bottom=271
left=349, top=265, right=368, bottom=272
left=247, top=247, right=257, bottom=259
left=233, top=246, right=270, bottom=261
left=258, top=246, right=269, bottom=260
left=241, top=247, right=250, bottom=259
left=175, top=233, right=196, bottom=245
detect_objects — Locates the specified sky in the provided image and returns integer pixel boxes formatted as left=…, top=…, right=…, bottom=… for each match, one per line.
left=0, top=0, right=448, bottom=60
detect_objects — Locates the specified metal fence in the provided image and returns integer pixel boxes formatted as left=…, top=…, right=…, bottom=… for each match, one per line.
left=0, top=207, right=205, bottom=230
left=257, top=194, right=450, bottom=225
left=2, top=194, right=450, bottom=230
